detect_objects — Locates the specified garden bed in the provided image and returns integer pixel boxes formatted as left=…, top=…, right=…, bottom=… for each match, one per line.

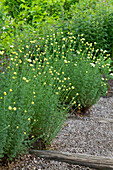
left=1, top=81, right=113, bottom=170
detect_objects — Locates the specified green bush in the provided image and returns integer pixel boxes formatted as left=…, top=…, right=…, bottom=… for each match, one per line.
left=2, top=0, right=78, bottom=26
left=0, top=45, right=68, bottom=163
left=27, top=30, right=112, bottom=111
left=69, top=0, right=113, bottom=58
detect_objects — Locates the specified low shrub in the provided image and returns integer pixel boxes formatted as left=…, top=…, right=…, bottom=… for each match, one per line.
left=0, top=47, right=68, bottom=163
left=26, top=30, right=112, bottom=111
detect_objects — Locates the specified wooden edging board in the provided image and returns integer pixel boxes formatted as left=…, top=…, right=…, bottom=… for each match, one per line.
left=29, top=150, right=113, bottom=170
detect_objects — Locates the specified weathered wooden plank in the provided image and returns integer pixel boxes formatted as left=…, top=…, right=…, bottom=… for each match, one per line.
left=29, top=150, right=113, bottom=170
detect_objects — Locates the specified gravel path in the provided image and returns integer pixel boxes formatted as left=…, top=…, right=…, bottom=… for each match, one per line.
left=1, top=95, right=113, bottom=170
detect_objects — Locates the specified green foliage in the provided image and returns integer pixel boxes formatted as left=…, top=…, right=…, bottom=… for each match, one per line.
left=0, top=0, right=113, bottom=165
left=0, top=46, right=67, bottom=162
left=69, top=0, right=113, bottom=57
left=27, top=30, right=112, bottom=111
left=2, top=0, right=78, bottom=26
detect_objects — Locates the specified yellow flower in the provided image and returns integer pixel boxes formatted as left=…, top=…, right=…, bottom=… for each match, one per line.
left=12, top=76, right=16, bottom=79
left=4, top=92, right=7, bottom=96
left=86, top=71, right=88, bottom=73
left=76, top=93, right=79, bottom=96
left=34, top=119, right=36, bottom=122
left=58, top=87, right=61, bottom=90
left=31, top=101, right=34, bottom=105
left=8, top=106, right=12, bottom=110
left=73, top=101, right=76, bottom=104
left=26, top=80, right=29, bottom=83
left=9, top=89, right=13, bottom=92
left=64, top=60, right=67, bottom=63
left=24, top=110, right=27, bottom=112
left=71, top=86, right=75, bottom=89
left=0, top=97, right=3, bottom=99
left=32, top=135, right=34, bottom=138
left=27, top=59, right=32, bottom=63
left=16, top=126, right=19, bottom=129
left=28, top=118, right=31, bottom=121
left=33, top=60, right=36, bottom=64
left=19, top=59, right=22, bottom=63
left=23, top=77, right=26, bottom=81
left=30, top=40, right=36, bottom=43
left=29, top=64, right=33, bottom=67
left=44, top=82, right=46, bottom=85
left=13, top=107, right=17, bottom=111
left=0, top=51, right=4, bottom=55
left=24, top=132, right=26, bottom=134
left=33, top=92, right=36, bottom=94
left=56, top=92, right=59, bottom=95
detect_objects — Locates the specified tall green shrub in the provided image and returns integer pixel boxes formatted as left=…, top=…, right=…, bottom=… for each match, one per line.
left=0, top=43, right=68, bottom=163
left=69, top=0, right=113, bottom=58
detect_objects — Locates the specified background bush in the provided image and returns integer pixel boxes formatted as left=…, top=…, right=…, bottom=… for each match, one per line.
left=2, top=0, right=78, bottom=26
left=0, top=47, right=68, bottom=162
left=69, top=0, right=113, bottom=58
